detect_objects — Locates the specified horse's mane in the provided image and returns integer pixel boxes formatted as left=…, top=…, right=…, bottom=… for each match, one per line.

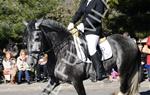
left=41, top=19, right=70, bottom=36
left=40, top=19, right=75, bottom=56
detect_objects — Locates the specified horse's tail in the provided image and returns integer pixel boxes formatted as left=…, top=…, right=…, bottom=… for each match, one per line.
left=127, top=51, right=141, bottom=95
left=119, top=50, right=141, bottom=95
left=126, top=63, right=140, bottom=95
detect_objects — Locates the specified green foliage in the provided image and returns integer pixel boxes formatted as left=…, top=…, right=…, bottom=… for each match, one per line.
left=0, top=0, right=80, bottom=45
left=107, top=0, right=119, bottom=7
left=0, top=0, right=150, bottom=46
left=105, top=0, right=150, bottom=38
left=46, top=0, right=80, bottom=26
left=0, top=0, right=60, bottom=44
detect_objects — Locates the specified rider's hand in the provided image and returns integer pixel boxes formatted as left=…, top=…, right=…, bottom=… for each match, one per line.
left=67, top=22, right=74, bottom=30
left=77, top=23, right=84, bottom=33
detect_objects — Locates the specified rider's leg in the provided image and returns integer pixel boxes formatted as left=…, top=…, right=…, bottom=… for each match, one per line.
left=85, top=34, right=106, bottom=80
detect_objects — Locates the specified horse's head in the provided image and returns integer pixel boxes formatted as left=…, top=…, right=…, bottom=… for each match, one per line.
left=23, top=18, right=71, bottom=67
left=23, top=19, right=44, bottom=67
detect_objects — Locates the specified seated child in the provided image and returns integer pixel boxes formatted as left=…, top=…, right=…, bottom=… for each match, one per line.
left=2, top=51, right=17, bottom=84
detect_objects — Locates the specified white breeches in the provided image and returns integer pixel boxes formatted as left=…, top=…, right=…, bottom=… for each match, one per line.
left=85, top=34, right=99, bottom=56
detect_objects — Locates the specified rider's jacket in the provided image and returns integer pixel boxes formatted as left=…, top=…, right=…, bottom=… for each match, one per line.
left=71, top=0, right=104, bottom=36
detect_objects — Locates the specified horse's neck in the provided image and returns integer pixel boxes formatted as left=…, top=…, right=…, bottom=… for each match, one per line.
left=47, top=31, right=72, bottom=53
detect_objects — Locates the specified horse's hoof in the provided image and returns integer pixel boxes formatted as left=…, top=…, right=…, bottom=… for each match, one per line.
left=117, top=92, right=124, bottom=95
left=112, top=91, right=122, bottom=95
left=41, top=92, right=47, bottom=95
left=41, top=89, right=49, bottom=95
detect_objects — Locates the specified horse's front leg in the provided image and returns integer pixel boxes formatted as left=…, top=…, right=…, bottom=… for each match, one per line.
left=42, top=78, right=60, bottom=95
left=112, top=92, right=124, bottom=95
left=73, top=79, right=86, bottom=95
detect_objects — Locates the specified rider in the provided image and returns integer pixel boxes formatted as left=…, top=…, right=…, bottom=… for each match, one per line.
left=67, top=0, right=106, bottom=80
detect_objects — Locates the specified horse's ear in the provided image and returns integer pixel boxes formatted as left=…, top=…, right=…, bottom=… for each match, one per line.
left=23, top=20, right=28, bottom=26
left=35, top=18, right=43, bottom=29
left=37, top=18, right=43, bottom=24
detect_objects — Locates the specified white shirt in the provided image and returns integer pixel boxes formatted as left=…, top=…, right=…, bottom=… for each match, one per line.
left=16, top=57, right=30, bottom=71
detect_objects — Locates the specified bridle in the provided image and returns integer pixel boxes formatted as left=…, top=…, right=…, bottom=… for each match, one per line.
left=39, top=26, right=80, bottom=55
left=26, top=21, right=80, bottom=60
left=26, top=25, right=44, bottom=60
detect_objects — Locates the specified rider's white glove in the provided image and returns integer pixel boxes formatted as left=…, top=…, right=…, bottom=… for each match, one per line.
left=67, top=22, right=74, bottom=30
left=77, top=23, right=84, bottom=33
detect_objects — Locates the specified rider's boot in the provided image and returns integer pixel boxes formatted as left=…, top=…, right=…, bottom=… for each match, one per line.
left=91, top=51, right=107, bottom=81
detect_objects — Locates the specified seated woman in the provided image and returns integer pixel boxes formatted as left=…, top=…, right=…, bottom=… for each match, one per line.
left=16, top=49, right=31, bottom=84
left=2, top=51, right=17, bottom=84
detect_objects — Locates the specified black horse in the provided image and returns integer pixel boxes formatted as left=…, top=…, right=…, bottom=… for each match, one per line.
left=23, top=19, right=141, bottom=95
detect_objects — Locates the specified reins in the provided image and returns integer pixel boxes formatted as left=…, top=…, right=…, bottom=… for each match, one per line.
left=40, top=27, right=79, bottom=55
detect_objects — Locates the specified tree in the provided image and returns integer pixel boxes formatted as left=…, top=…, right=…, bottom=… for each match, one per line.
left=104, top=0, right=150, bottom=38
left=0, top=0, right=149, bottom=48
left=46, top=0, right=81, bottom=26
left=0, top=0, right=60, bottom=47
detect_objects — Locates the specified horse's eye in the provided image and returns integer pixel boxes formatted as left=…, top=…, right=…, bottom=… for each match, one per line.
left=35, top=38, right=40, bottom=42
left=36, top=33, right=40, bottom=36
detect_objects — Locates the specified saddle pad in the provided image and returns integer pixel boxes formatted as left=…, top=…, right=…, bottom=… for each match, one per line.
left=73, top=35, right=87, bottom=62
left=99, top=39, right=112, bottom=61
left=73, top=35, right=112, bottom=62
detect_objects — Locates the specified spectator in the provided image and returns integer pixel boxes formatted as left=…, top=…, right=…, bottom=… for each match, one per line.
left=138, top=43, right=147, bottom=65
left=16, top=49, right=31, bottom=84
left=138, top=43, right=148, bottom=81
left=0, top=48, right=4, bottom=82
left=3, top=48, right=6, bottom=54
left=111, top=68, right=119, bottom=80
left=142, top=36, right=150, bottom=81
left=2, top=51, right=17, bottom=84
left=108, top=67, right=119, bottom=82
left=36, top=54, right=48, bottom=82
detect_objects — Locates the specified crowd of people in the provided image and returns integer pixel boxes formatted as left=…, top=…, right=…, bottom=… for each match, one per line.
left=0, top=49, right=48, bottom=85
left=139, top=36, right=150, bottom=81
left=0, top=36, right=150, bottom=85
left=0, top=36, right=150, bottom=86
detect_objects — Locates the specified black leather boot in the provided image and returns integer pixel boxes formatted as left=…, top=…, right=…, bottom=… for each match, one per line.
left=91, top=52, right=107, bottom=80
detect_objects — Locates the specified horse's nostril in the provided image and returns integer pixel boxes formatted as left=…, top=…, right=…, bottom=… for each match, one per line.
left=31, top=63, right=33, bottom=66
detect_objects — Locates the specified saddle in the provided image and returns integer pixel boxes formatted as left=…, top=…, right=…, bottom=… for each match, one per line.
left=70, top=28, right=113, bottom=62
